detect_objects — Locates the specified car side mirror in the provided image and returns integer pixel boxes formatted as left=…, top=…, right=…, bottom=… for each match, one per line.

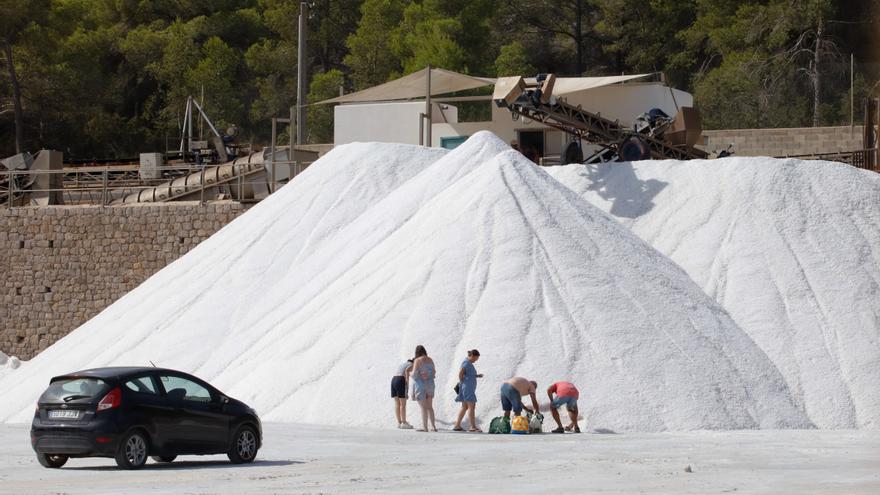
left=219, top=395, right=230, bottom=404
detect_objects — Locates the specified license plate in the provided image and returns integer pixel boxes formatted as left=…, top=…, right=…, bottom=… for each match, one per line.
left=48, top=410, right=79, bottom=419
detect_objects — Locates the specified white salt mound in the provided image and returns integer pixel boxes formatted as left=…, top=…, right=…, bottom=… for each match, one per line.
left=548, top=158, right=880, bottom=429
left=0, top=352, right=21, bottom=379
left=0, top=133, right=811, bottom=431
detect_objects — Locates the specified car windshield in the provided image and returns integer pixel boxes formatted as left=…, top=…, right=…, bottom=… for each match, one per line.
left=41, top=378, right=110, bottom=403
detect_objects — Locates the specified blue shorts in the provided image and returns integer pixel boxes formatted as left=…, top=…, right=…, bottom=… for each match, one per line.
left=500, top=383, right=523, bottom=414
left=552, top=396, right=578, bottom=412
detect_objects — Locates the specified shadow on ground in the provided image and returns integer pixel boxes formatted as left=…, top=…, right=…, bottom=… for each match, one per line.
left=62, top=459, right=303, bottom=471
left=579, top=162, right=667, bottom=219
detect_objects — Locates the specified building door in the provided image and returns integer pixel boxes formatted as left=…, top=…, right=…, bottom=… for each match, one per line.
left=517, top=130, right=544, bottom=163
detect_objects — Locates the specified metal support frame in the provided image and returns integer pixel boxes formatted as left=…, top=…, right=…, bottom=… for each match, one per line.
left=503, top=93, right=708, bottom=161
left=425, top=64, right=432, bottom=147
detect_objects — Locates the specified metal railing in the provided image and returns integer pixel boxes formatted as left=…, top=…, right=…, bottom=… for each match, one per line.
left=777, top=148, right=879, bottom=172
left=1, top=160, right=313, bottom=208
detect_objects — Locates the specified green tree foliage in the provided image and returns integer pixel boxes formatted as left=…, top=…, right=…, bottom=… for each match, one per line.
left=307, top=69, right=344, bottom=143
left=594, top=0, right=696, bottom=87
left=344, top=0, right=405, bottom=90
left=495, top=42, right=536, bottom=77
left=0, top=0, right=876, bottom=157
left=0, top=0, right=51, bottom=153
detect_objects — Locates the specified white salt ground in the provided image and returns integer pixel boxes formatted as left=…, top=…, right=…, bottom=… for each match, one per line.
left=0, top=132, right=813, bottom=432
left=0, top=424, right=878, bottom=495
left=547, top=159, right=880, bottom=429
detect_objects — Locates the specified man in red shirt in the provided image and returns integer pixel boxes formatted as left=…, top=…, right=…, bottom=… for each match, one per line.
left=547, top=381, right=580, bottom=433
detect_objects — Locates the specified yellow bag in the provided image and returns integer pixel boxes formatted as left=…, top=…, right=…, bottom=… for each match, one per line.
left=511, top=415, right=530, bottom=435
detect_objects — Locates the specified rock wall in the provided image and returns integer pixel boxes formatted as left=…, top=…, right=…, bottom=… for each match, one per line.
left=0, top=202, right=248, bottom=359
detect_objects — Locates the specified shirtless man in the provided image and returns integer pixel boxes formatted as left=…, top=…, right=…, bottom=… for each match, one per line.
left=500, top=377, right=540, bottom=418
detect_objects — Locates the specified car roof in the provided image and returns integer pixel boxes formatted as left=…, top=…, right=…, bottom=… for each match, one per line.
left=50, top=366, right=185, bottom=382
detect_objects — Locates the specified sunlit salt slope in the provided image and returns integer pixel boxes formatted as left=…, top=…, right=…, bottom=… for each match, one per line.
left=547, top=158, right=880, bottom=429
left=0, top=133, right=811, bottom=431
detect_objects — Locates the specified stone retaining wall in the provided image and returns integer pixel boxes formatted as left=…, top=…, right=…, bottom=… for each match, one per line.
left=0, top=202, right=249, bottom=359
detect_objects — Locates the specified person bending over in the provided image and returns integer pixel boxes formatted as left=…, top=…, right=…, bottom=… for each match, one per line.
left=391, top=359, right=413, bottom=429
left=500, top=376, right=539, bottom=419
left=547, top=381, right=581, bottom=433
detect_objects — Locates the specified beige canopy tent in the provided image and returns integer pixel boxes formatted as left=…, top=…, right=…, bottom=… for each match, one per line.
left=316, top=68, right=654, bottom=105
left=318, top=67, right=495, bottom=104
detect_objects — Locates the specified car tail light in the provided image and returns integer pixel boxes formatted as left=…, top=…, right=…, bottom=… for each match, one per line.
left=97, top=387, right=121, bottom=412
left=95, top=436, right=113, bottom=444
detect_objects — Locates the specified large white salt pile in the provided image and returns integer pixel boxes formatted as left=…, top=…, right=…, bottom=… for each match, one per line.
left=547, top=158, right=880, bottom=429
left=0, top=133, right=811, bottom=431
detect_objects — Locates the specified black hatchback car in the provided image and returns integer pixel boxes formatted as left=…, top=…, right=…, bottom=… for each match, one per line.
left=31, top=367, right=261, bottom=469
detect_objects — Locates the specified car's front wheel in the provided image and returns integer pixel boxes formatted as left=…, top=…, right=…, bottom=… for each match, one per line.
left=115, top=430, right=149, bottom=469
left=227, top=425, right=258, bottom=464
left=36, top=453, right=68, bottom=468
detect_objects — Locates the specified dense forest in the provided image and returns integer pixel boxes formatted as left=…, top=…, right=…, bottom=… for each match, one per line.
left=1, top=0, right=878, bottom=158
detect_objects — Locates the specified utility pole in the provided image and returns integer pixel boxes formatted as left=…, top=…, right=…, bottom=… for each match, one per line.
left=296, top=2, right=309, bottom=145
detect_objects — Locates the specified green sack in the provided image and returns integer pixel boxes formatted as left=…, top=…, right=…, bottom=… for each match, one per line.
left=489, top=416, right=511, bottom=434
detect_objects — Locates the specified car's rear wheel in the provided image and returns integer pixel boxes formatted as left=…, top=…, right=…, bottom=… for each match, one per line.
left=227, top=425, right=258, bottom=464
left=36, top=453, right=68, bottom=468
left=151, top=455, right=177, bottom=463
left=115, top=430, right=149, bottom=470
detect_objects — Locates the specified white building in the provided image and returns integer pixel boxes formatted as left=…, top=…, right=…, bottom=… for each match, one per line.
left=321, top=68, right=693, bottom=163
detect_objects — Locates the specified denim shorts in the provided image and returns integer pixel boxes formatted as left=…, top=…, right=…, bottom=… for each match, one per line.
left=552, top=395, right=578, bottom=412
left=500, top=383, right=523, bottom=413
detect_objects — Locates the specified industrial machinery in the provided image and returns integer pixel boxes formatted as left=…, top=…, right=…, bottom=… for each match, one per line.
left=112, top=147, right=307, bottom=204
left=492, top=74, right=708, bottom=162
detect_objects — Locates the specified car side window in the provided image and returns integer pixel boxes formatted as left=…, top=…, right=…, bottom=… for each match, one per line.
left=124, top=376, right=158, bottom=395
left=159, top=375, right=212, bottom=403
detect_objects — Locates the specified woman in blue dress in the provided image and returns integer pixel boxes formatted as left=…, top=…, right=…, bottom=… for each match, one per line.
left=410, top=345, right=437, bottom=432
left=453, top=349, right=483, bottom=432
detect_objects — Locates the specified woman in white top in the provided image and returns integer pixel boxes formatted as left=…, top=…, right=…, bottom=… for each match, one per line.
left=391, top=359, right=413, bottom=429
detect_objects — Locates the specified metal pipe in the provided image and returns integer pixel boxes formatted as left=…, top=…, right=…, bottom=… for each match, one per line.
left=425, top=65, right=432, bottom=147
left=186, top=96, right=193, bottom=157
left=296, top=2, right=308, bottom=145
left=101, top=169, right=108, bottom=207
left=850, top=53, right=854, bottom=129
left=270, top=117, right=277, bottom=193
left=179, top=98, right=191, bottom=154
left=289, top=105, right=295, bottom=154
left=190, top=98, right=222, bottom=139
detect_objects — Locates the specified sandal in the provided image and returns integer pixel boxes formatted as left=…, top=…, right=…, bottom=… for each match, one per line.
left=468, top=428, right=482, bottom=433
left=452, top=426, right=464, bottom=431
left=552, top=427, right=565, bottom=433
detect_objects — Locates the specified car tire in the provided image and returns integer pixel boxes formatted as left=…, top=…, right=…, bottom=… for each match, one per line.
left=115, top=430, right=149, bottom=470
left=151, top=455, right=177, bottom=463
left=227, top=425, right=258, bottom=464
left=36, top=453, right=68, bottom=468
